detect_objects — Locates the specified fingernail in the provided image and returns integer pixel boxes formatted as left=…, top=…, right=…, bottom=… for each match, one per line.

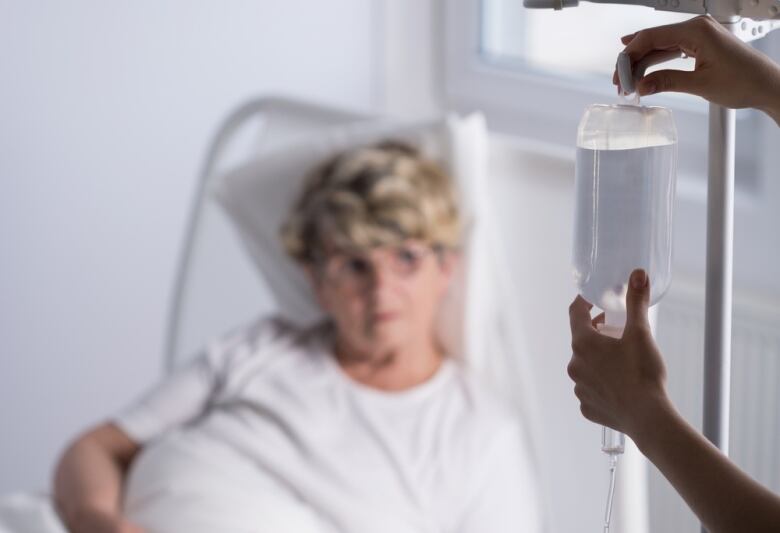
left=631, top=270, right=648, bottom=289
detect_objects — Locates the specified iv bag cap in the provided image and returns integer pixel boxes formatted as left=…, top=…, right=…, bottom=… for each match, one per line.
left=616, top=51, right=635, bottom=95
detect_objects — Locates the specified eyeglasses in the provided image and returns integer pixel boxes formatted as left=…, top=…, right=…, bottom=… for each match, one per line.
left=316, top=243, right=439, bottom=290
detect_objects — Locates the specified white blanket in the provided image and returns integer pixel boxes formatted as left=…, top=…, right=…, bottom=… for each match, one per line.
left=0, top=485, right=323, bottom=533
left=0, top=493, right=65, bottom=533
left=122, top=429, right=326, bottom=533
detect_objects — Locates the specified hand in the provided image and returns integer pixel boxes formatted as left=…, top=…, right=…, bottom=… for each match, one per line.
left=567, top=269, right=672, bottom=441
left=614, top=16, right=780, bottom=122
left=112, top=518, right=145, bottom=533
left=68, top=510, right=145, bottom=533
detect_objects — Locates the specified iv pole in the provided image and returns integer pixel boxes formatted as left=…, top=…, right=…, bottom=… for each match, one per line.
left=523, top=1, right=780, bottom=531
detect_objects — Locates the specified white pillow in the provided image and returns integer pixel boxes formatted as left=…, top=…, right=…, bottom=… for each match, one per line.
left=213, top=114, right=486, bottom=359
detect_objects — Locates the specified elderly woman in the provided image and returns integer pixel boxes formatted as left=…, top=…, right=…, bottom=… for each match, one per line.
left=53, top=142, right=540, bottom=533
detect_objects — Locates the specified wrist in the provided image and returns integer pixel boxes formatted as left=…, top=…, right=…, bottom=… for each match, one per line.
left=756, top=66, right=780, bottom=126
left=66, top=506, right=121, bottom=532
left=625, top=393, right=680, bottom=457
left=765, top=104, right=780, bottom=127
left=759, top=99, right=780, bottom=126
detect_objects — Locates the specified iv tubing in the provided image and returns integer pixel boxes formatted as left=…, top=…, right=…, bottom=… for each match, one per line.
left=604, top=454, right=619, bottom=533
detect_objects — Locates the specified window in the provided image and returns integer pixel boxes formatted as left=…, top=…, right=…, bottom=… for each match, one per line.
left=445, top=0, right=780, bottom=291
left=448, top=0, right=779, bottom=188
left=482, top=0, right=691, bottom=78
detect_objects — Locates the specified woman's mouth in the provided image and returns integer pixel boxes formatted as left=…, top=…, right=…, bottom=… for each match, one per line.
left=372, top=311, right=399, bottom=322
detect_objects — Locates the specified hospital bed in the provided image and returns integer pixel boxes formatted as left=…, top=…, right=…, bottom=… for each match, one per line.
left=165, top=97, right=372, bottom=370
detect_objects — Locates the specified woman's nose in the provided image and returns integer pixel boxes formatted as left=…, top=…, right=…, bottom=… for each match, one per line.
left=363, top=261, right=397, bottom=294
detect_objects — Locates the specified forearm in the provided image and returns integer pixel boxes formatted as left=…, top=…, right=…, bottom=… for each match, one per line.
left=754, top=58, right=780, bottom=127
left=634, top=403, right=780, bottom=533
left=762, top=97, right=780, bottom=127
left=758, top=90, right=780, bottom=127
left=53, top=429, right=134, bottom=530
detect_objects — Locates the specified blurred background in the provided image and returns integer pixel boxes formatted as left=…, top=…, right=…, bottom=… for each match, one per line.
left=2, top=2, right=779, bottom=532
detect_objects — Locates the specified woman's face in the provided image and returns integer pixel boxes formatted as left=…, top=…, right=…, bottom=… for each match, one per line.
left=310, top=240, right=456, bottom=359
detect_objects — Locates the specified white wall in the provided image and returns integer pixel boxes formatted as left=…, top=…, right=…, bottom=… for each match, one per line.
left=380, top=0, right=445, bottom=118
left=0, top=1, right=379, bottom=493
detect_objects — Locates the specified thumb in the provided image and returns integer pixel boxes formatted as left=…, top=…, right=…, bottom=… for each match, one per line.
left=625, top=268, right=650, bottom=331
left=637, top=69, right=701, bottom=97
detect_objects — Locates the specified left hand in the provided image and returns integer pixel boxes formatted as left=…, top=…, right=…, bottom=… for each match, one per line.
left=566, top=269, right=672, bottom=441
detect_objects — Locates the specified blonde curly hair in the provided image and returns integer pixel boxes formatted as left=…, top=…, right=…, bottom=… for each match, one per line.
left=280, top=141, right=460, bottom=263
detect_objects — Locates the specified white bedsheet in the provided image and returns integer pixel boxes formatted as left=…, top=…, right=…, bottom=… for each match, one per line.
left=0, top=493, right=65, bottom=533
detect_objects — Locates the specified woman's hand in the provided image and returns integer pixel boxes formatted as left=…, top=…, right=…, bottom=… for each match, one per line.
left=566, top=269, right=673, bottom=443
left=615, top=15, right=780, bottom=124
left=68, top=510, right=145, bottom=533
left=53, top=423, right=142, bottom=533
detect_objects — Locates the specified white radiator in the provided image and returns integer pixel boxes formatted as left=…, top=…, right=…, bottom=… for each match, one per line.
left=650, top=278, right=780, bottom=532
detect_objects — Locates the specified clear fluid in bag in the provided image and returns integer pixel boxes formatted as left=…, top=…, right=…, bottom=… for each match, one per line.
left=573, top=143, right=676, bottom=311
left=573, top=103, right=678, bottom=314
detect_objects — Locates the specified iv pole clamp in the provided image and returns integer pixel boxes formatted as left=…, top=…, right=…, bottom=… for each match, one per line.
left=525, top=0, right=780, bottom=532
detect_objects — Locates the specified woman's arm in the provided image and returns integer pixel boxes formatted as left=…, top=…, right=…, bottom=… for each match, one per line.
left=567, top=269, right=780, bottom=533
left=52, top=320, right=268, bottom=531
left=634, top=400, right=780, bottom=533
left=53, top=422, right=144, bottom=533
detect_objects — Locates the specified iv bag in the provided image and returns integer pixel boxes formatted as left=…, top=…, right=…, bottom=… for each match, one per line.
left=572, top=103, right=678, bottom=314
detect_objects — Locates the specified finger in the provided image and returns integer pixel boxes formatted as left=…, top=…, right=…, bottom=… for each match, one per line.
left=615, top=48, right=682, bottom=89
left=633, top=49, right=685, bottom=79
left=625, top=269, right=650, bottom=332
left=567, top=351, right=603, bottom=387
left=573, top=383, right=592, bottom=401
left=579, top=402, right=608, bottom=425
left=567, top=355, right=589, bottom=382
left=615, top=52, right=683, bottom=92
left=623, top=18, right=703, bottom=65
left=636, top=68, right=703, bottom=97
left=568, top=295, right=594, bottom=338
left=592, top=312, right=605, bottom=328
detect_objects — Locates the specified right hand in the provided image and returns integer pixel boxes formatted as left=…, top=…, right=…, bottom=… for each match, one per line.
left=567, top=269, right=673, bottom=442
left=614, top=15, right=780, bottom=118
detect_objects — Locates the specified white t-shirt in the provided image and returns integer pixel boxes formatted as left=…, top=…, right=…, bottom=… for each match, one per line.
left=115, top=317, right=541, bottom=533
